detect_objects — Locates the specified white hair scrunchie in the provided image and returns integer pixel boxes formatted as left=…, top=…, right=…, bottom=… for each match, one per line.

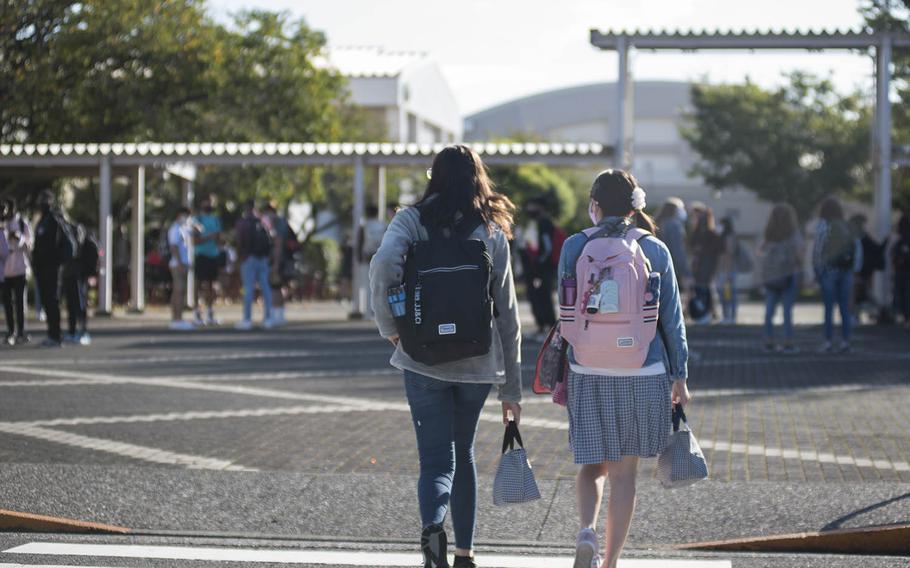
left=631, top=186, right=647, bottom=211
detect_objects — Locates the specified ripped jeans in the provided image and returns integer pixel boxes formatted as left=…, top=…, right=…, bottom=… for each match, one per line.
left=403, top=370, right=492, bottom=550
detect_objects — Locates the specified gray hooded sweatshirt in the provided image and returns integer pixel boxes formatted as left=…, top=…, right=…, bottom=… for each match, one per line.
left=369, top=205, right=523, bottom=402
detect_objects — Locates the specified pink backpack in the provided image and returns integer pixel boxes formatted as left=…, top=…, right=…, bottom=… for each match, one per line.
left=560, top=226, right=660, bottom=369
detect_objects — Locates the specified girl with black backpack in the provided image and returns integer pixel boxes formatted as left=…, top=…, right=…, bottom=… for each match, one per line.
left=813, top=196, right=862, bottom=353
left=758, top=204, right=804, bottom=353
left=369, top=145, right=522, bottom=568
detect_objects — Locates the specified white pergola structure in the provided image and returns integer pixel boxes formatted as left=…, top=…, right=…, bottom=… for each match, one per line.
left=590, top=28, right=910, bottom=251
left=0, top=141, right=609, bottom=318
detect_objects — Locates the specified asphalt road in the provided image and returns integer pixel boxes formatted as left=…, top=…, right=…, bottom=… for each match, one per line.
left=0, top=303, right=908, bottom=567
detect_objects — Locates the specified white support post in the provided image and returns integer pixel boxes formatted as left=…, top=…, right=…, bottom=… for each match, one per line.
left=377, top=165, right=387, bottom=222
left=98, top=155, right=113, bottom=315
left=130, top=166, right=146, bottom=312
left=875, top=36, right=893, bottom=305
left=350, top=156, right=366, bottom=319
left=183, top=179, right=195, bottom=310
left=615, top=37, right=632, bottom=169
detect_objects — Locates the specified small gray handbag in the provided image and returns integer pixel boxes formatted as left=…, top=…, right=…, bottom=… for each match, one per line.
left=657, top=405, right=709, bottom=489
left=492, top=421, right=541, bottom=506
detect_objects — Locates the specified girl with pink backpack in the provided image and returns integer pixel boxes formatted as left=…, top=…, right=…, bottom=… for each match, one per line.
left=557, top=170, right=691, bottom=568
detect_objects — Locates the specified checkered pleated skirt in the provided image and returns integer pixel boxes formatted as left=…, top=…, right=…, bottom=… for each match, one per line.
left=567, top=370, right=673, bottom=464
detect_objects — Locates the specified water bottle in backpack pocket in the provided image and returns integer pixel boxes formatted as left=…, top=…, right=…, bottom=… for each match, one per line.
left=561, top=227, right=659, bottom=369
left=394, top=209, right=494, bottom=366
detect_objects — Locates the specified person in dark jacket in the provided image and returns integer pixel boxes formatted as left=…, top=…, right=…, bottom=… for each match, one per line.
left=518, top=197, right=558, bottom=336
left=892, top=213, right=910, bottom=329
left=62, top=224, right=96, bottom=346
left=32, top=190, right=73, bottom=347
left=848, top=214, right=886, bottom=322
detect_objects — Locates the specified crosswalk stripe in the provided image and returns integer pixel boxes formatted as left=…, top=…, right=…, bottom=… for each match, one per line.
left=3, top=543, right=732, bottom=567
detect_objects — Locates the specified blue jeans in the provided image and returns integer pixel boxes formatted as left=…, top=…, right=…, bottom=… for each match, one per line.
left=720, top=271, right=737, bottom=322
left=764, top=277, right=798, bottom=341
left=819, top=269, right=853, bottom=342
left=403, top=370, right=492, bottom=550
left=241, top=256, right=272, bottom=322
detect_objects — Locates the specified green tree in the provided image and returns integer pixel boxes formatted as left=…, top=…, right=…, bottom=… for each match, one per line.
left=863, top=0, right=910, bottom=212
left=0, top=1, right=355, bottom=223
left=681, top=74, right=871, bottom=220
left=490, top=163, right=578, bottom=227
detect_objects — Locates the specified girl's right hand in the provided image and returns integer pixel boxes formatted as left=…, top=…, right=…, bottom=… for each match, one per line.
left=672, top=380, right=691, bottom=407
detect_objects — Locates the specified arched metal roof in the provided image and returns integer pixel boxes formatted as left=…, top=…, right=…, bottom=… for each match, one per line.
left=0, top=141, right=609, bottom=168
left=590, top=28, right=910, bottom=50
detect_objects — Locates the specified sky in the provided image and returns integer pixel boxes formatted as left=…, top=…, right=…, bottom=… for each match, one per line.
left=210, top=0, right=875, bottom=116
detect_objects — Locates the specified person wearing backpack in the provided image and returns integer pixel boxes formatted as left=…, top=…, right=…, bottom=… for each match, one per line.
left=812, top=196, right=862, bottom=353
left=234, top=199, right=275, bottom=330
left=369, top=145, right=522, bottom=568
left=892, top=213, right=910, bottom=329
left=519, top=197, right=560, bottom=338
left=167, top=207, right=196, bottom=331
left=2, top=198, right=32, bottom=346
left=62, top=223, right=96, bottom=346
left=557, top=170, right=689, bottom=568
left=32, top=190, right=75, bottom=347
left=687, top=205, right=723, bottom=324
left=758, top=204, right=804, bottom=353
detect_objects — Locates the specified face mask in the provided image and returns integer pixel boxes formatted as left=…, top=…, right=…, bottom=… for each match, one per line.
left=588, top=200, right=599, bottom=225
left=677, top=208, right=688, bottom=223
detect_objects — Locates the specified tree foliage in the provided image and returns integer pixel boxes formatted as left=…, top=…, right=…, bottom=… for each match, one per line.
left=863, top=0, right=910, bottom=212
left=682, top=74, right=871, bottom=220
left=490, top=163, right=578, bottom=227
left=0, top=1, right=356, bottom=223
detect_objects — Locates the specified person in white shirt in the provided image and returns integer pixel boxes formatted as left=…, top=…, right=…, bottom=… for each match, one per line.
left=167, top=207, right=194, bottom=330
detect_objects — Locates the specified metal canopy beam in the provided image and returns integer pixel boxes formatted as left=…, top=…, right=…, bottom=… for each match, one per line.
left=590, top=27, right=907, bottom=307
left=590, top=29, right=910, bottom=50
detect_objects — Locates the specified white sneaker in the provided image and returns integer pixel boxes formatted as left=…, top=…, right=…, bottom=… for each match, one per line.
left=169, top=320, right=195, bottom=331
left=234, top=320, right=253, bottom=331
left=574, top=528, right=598, bottom=568
left=261, top=318, right=274, bottom=330
left=78, top=333, right=92, bottom=346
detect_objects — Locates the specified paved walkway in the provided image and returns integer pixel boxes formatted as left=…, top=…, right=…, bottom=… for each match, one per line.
left=0, top=301, right=907, bottom=566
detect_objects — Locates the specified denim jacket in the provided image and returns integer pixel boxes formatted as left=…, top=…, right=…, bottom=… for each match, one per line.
left=557, top=217, right=689, bottom=381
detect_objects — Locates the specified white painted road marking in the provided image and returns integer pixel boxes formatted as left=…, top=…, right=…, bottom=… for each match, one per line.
left=0, top=423, right=254, bottom=471
left=2, top=543, right=732, bottom=567
left=1, top=364, right=908, bottom=475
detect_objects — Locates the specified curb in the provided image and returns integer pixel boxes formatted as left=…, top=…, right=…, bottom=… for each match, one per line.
left=677, top=523, right=910, bottom=555
left=0, top=509, right=130, bottom=534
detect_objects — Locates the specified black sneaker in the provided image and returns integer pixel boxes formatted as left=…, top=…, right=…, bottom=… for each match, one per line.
left=420, top=524, right=449, bottom=568
left=453, top=556, right=476, bottom=568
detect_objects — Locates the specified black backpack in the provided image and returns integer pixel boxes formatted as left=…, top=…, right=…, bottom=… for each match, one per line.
left=821, top=220, right=855, bottom=271
left=55, top=215, right=77, bottom=264
left=249, top=216, right=273, bottom=258
left=395, top=209, right=494, bottom=366
left=80, top=233, right=100, bottom=277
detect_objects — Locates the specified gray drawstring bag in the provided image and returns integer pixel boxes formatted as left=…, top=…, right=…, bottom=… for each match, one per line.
left=492, top=421, right=541, bottom=506
left=657, top=405, right=709, bottom=489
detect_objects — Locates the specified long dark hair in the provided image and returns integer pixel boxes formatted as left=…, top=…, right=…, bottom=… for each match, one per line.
left=764, top=203, right=799, bottom=243
left=415, top=145, right=514, bottom=239
left=590, top=169, right=657, bottom=234
left=819, top=196, right=844, bottom=222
